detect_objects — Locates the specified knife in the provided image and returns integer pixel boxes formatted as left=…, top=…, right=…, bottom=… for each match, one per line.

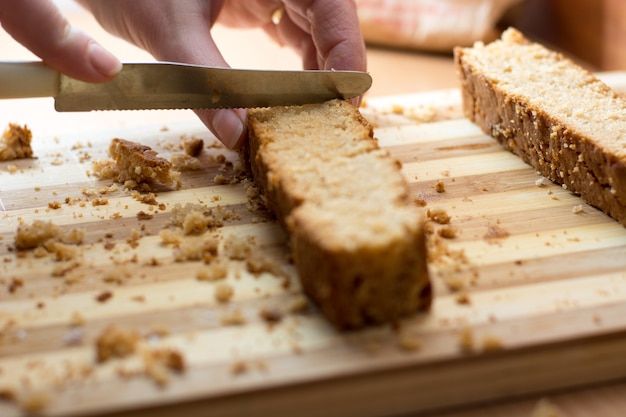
left=0, top=61, right=372, bottom=111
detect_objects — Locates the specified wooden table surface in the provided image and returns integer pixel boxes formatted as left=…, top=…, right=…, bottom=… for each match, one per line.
left=1, top=3, right=626, bottom=416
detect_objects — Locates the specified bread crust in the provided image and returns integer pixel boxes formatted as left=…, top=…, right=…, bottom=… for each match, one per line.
left=454, top=28, right=626, bottom=226
left=244, top=100, right=431, bottom=329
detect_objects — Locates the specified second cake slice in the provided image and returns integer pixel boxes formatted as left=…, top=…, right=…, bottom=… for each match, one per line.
left=243, top=99, right=431, bottom=330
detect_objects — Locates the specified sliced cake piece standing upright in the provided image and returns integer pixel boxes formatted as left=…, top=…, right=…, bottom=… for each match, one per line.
left=243, top=99, right=431, bottom=330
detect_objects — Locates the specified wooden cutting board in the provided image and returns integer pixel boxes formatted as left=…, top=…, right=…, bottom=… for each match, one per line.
left=1, top=74, right=626, bottom=417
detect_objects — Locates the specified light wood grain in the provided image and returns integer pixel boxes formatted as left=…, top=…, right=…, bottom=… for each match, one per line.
left=1, top=79, right=626, bottom=417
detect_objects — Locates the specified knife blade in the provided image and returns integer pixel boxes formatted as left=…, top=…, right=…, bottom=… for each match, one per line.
left=0, top=61, right=372, bottom=111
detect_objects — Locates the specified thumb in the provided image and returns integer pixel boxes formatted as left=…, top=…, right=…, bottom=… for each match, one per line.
left=196, top=108, right=247, bottom=150
left=147, top=26, right=248, bottom=149
left=0, top=0, right=121, bottom=82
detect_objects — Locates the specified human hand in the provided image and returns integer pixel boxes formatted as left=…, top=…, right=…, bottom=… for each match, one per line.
left=0, top=0, right=122, bottom=82
left=78, top=0, right=367, bottom=149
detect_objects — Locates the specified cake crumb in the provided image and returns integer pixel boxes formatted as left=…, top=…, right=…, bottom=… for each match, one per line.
left=482, top=335, right=504, bottom=352
left=95, top=291, right=113, bottom=303
left=427, top=207, right=451, bottom=224
left=571, top=204, right=583, bottom=214
left=94, top=138, right=181, bottom=190
left=259, top=308, right=283, bottom=325
left=220, top=310, right=247, bottom=326
left=223, top=234, right=253, bottom=260
left=0, top=123, right=33, bottom=161
left=143, top=348, right=185, bottom=387
left=196, top=259, right=228, bottom=281
left=455, top=291, right=471, bottom=305
left=397, top=333, right=422, bottom=352
left=183, top=137, right=204, bottom=157
left=458, top=327, right=475, bottom=353
left=14, top=220, right=84, bottom=251
left=19, top=390, right=51, bottom=413
left=484, top=224, right=510, bottom=242
left=437, top=225, right=458, bottom=239
left=214, top=282, right=234, bottom=303
left=95, top=325, right=139, bottom=363
left=70, top=311, right=85, bottom=327
left=230, top=360, right=248, bottom=375
left=434, top=180, right=446, bottom=193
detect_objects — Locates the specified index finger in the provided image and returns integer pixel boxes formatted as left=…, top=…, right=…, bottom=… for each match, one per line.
left=0, top=0, right=121, bottom=82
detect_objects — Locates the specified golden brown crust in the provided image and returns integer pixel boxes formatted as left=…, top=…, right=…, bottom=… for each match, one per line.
left=244, top=99, right=431, bottom=329
left=454, top=28, right=626, bottom=226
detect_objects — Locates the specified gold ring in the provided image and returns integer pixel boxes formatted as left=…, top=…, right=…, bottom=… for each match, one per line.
left=271, top=5, right=285, bottom=25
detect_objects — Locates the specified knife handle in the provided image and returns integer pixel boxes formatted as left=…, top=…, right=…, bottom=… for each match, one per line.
left=0, top=61, right=59, bottom=99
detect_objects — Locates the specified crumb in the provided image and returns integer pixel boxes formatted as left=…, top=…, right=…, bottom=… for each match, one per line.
left=213, top=174, right=229, bottom=185
left=170, top=153, right=201, bottom=171
left=222, top=234, right=253, bottom=260
left=95, top=325, right=139, bottom=363
left=484, top=224, right=510, bottom=242
left=174, top=236, right=219, bottom=262
left=230, top=360, right=248, bottom=375
left=137, top=210, right=154, bottom=220
left=427, top=207, right=451, bottom=224
left=8, top=278, right=23, bottom=293
left=572, top=204, right=583, bottom=214
left=168, top=203, right=237, bottom=233
left=0, top=123, right=33, bottom=161
left=19, top=390, right=51, bottom=413
left=196, top=259, right=228, bottom=281
left=91, top=198, right=109, bottom=207
left=455, top=291, right=471, bottom=305
left=220, top=310, right=247, bottom=326
left=95, top=291, right=113, bottom=303
left=259, top=308, right=283, bottom=324
left=96, top=138, right=181, bottom=189
left=397, top=334, right=422, bottom=352
left=437, top=225, right=458, bottom=239
left=183, top=137, right=204, bottom=157
left=214, top=282, right=234, bottom=303
left=458, top=327, right=474, bottom=353
left=14, top=220, right=84, bottom=251
left=159, top=228, right=183, bottom=245
left=126, top=229, right=142, bottom=248
left=70, top=311, right=85, bottom=327
left=48, top=201, right=62, bottom=209
left=0, top=388, right=17, bottom=402
left=434, top=180, right=446, bottom=193
left=133, top=191, right=158, bottom=205
left=482, top=335, right=503, bottom=352
left=143, top=348, right=185, bottom=387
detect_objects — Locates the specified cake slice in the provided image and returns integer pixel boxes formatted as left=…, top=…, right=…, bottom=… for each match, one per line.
left=243, top=99, right=431, bottom=330
left=454, top=28, right=626, bottom=226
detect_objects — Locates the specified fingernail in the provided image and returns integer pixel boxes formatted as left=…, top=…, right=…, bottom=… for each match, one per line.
left=88, top=42, right=122, bottom=78
left=212, top=110, right=245, bottom=149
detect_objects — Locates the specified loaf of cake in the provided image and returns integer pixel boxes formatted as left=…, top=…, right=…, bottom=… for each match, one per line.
left=243, top=99, right=431, bottom=330
left=454, top=28, right=626, bottom=226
